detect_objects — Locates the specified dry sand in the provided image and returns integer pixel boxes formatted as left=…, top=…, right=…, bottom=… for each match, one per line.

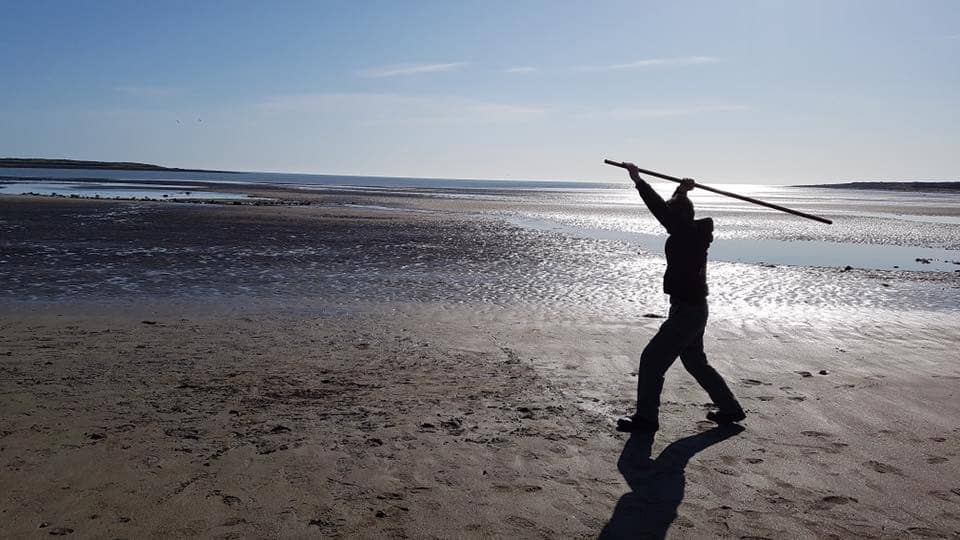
left=1, top=193, right=959, bottom=538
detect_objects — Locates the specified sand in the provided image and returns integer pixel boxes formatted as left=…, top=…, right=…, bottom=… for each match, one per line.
left=1, top=193, right=959, bottom=538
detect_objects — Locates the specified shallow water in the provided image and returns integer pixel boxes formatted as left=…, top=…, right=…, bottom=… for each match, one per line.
left=504, top=216, right=960, bottom=272
left=0, top=167, right=608, bottom=190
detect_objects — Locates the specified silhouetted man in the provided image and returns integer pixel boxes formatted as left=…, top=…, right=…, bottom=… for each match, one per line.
left=617, top=163, right=745, bottom=433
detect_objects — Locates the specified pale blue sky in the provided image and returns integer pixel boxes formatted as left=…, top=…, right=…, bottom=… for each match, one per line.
left=1, top=1, right=957, bottom=183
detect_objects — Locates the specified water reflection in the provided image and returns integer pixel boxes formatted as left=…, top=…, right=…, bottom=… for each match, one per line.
left=505, top=216, right=959, bottom=272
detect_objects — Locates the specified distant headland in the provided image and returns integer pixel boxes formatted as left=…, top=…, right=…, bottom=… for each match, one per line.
left=0, top=158, right=234, bottom=174
left=797, top=181, right=960, bottom=193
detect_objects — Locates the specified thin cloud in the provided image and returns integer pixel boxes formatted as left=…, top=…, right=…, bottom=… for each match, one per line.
left=584, top=104, right=747, bottom=118
left=358, top=62, right=466, bottom=78
left=576, top=56, right=721, bottom=72
left=505, top=66, right=537, bottom=74
left=116, top=85, right=181, bottom=97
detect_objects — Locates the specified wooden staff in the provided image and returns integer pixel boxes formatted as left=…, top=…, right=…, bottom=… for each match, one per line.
left=604, top=159, right=832, bottom=225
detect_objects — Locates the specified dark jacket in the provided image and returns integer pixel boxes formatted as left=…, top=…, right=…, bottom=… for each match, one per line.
left=634, top=180, right=713, bottom=301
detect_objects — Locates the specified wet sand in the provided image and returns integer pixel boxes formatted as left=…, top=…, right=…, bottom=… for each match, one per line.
left=2, top=194, right=959, bottom=538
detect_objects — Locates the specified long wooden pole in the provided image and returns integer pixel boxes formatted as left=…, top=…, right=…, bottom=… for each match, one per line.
left=604, top=159, right=832, bottom=225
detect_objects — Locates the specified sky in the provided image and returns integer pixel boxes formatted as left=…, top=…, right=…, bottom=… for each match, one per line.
left=1, top=0, right=958, bottom=183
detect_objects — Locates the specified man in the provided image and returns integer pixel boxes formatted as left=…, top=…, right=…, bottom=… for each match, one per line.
left=617, top=163, right=745, bottom=433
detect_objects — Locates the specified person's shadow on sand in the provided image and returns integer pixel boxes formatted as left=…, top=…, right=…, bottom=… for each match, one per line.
left=599, top=425, right=745, bottom=540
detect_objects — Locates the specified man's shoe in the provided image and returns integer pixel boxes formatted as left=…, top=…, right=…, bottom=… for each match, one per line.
left=706, top=409, right=746, bottom=425
left=616, top=415, right=659, bottom=433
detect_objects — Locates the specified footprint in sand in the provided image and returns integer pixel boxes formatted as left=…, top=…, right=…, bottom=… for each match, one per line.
left=906, top=526, right=950, bottom=537
left=800, top=430, right=833, bottom=439
left=926, top=456, right=948, bottom=464
left=741, top=379, right=769, bottom=386
left=500, top=346, right=521, bottom=364
left=811, top=495, right=857, bottom=511
left=505, top=516, right=537, bottom=529
left=164, top=427, right=200, bottom=440
left=864, top=460, right=902, bottom=474
left=929, top=490, right=955, bottom=502
left=308, top=517, right=341, bottom=531
left=745, top=458, right=764, bottom=464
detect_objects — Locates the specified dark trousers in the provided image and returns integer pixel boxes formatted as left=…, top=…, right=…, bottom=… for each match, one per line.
left=636, top=300, right=740, bottom=420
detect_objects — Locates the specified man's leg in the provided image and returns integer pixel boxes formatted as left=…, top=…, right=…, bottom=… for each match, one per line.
left=679, top=331, right=742, bottom=415
left=634, top=305, right=702, bottom=423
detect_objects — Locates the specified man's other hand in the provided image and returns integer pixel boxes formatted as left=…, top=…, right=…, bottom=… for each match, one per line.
left=678, top=178, right=696, bottom=192
left=623, top=162, right=642, bottom=185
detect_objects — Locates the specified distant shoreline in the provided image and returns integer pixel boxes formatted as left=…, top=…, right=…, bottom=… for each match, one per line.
left=796, top=181, right=960, bottom=193
left=0, top=158, right=235, bottom=174
left=3, top=159, right=958, bottom=192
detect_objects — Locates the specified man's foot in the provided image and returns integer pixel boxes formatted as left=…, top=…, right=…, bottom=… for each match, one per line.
left=616, top=415, right=659, bottom=433
left=706, top=408, right=746, bottom=425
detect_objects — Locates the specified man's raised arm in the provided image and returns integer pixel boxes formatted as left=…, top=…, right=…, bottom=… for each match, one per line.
left=624, top=162, right=675, bottom=232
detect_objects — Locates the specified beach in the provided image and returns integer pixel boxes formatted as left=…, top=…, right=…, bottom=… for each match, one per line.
left=2, top=183, right=959, bottom=538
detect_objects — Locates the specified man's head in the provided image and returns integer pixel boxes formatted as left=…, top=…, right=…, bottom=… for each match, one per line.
left=666, top=196, right=695, bottom=222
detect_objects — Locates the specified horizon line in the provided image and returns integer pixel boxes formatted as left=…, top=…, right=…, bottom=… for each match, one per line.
left=1, top=157, right=956, bottom=185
